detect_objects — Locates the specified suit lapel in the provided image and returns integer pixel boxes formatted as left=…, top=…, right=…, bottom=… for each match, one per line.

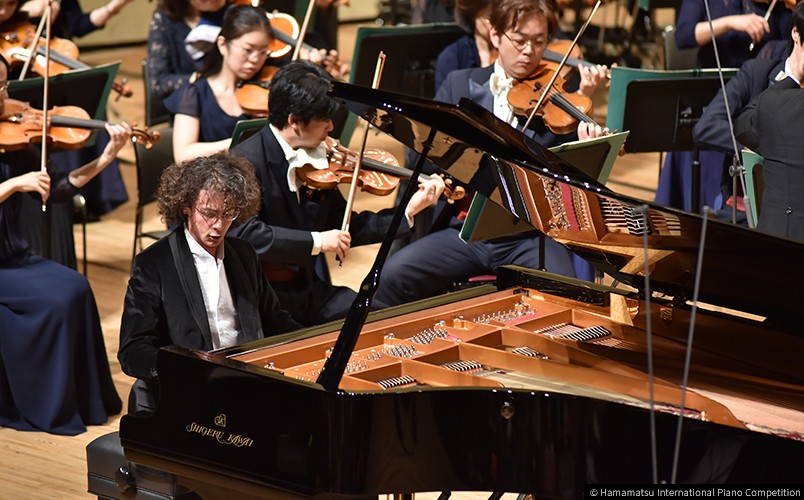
left=168, top=230, right=213, bottom=350
left=468, top=66, right=494, bottom=111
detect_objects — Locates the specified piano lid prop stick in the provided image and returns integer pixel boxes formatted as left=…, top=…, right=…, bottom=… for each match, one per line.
left=670, top=206, right=711, bottom=484
left=339, top=51, right=386, bottom=234
left=291, top=0, right=316, bottom=61
left=317, top=128, right=438, bottom=391
left=749, top=0, right=777, bottom=52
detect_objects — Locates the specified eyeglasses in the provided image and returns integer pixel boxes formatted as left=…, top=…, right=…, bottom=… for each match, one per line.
left=502, top=32, right=548, bottom=52
left=227, top=41, right=272, bottom=60
left=0, top=81, right=8, bottom=93
left=196, top=206, right=239, bottom=223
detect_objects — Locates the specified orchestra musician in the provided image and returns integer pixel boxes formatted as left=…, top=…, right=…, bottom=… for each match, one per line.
left=734, top=11, right=804, bottom=242
left=20, top=0, right=134, bottom=39
left=693, top=0, right=804, bottom=223
left=0, top=53, right=127, bottom=435
left=656, top=0, right=792, bottom=214
left=146, top=0, right=229, bottom=102
left=227, top=60, right=445, bottom=327
left=164, top=4, right=273, bottom=162
left=1, top=0, right=130, bottom=218
left=374, top=0, right=607, bottom=307
left=118, top=151, right=301, bottom=413
left=434, top=0, right=495, bottom=92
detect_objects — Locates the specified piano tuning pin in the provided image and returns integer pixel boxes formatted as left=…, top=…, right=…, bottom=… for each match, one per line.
left=325, top=348, right=332, bottom=359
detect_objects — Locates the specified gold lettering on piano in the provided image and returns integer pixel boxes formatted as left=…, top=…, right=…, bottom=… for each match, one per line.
left=185, top=419, right=255, bottom=448
left=214, top=414, right=226, bottom=427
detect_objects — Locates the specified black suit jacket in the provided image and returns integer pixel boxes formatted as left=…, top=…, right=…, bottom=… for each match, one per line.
left=735, top=77, right=804, bottom=242
left=228, top=126, right=409, bottom=292
left=426, top=65, right=577, bottom=229
left=694, top=57, right=785, bottom=154
left=119, top=229, right=299, bottom=409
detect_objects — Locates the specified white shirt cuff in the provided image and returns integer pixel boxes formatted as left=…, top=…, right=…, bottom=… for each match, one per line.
left=311, top=231, right=322, bottom=255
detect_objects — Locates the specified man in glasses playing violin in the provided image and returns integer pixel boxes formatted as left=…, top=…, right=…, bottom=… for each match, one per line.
left=228, top=60, right=445, bottom=327
left=374, top=0, right=608, bottom=307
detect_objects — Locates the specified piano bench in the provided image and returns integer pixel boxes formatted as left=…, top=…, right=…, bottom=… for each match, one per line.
left=86, top=431, right=198, bottom=500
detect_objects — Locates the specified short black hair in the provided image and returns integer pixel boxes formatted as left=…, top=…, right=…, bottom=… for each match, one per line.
left=267, top=60, right=342, bottom=129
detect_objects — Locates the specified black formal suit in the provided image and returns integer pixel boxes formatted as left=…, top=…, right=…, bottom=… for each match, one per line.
left=694, top=57, right=785, bottom=154
left=735, top=77, right=804, bottom=242
left=228, top=126, right=409, bottom=325
left=374, top=66, right=578, bottom=307
left=119, top=229, right=299, bottom=411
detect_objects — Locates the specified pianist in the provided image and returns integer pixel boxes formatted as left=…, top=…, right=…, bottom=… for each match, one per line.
left=118, top=152, right=301, bottom=413
left=374, top=0, right=607, bottom=307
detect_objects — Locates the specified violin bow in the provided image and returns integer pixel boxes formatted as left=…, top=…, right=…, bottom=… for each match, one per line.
left=340, top=51, right=386, bottom=231
left=24, top=0, right=59, bottom=213
left=522, top=0, right=603, bottom=131
left=339, top=51, right=386, bottom=248
left=749, top=0, right=777, bottom=51
left=291, top=0, right=316, bottom=61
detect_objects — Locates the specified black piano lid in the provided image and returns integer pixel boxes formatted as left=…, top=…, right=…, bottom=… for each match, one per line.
left=330, top=80, right=804, bottom=329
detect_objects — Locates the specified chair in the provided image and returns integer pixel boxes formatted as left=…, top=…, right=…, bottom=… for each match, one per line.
left=741, top=150, right=764, bottom=225
left=142, top=59, right=171, bottom=128
left=132, top=127, right=173, bottom=266
left=662, top=25, right=699, bottom=71
left=230, top=118, right=267, bottom=148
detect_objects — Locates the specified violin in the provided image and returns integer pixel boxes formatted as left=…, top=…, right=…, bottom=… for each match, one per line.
left=542, top=39, right=610, bottom=80
left=0, top=20, right=133, bottom=99
left=296, top=137, right=466, bottom=201
left=507, top=63, right=597, bottom=135
left=236, top=65, right=278, bottom=117
left=0, top=99, right=160, bottom=153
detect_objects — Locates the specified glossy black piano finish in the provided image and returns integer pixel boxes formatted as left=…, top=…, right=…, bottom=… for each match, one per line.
left=120, top=82, right=804, bottom=498
left=120, top=342, right=804, bottom=499
left=329, top=81, right=804, bottom=328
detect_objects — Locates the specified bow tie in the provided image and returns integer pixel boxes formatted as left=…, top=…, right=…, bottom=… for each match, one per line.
left=489, top=72, right=514, bottom=97
left=286, top=144, right=330, bottom=193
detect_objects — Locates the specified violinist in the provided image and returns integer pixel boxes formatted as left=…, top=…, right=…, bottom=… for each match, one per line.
left=147, top=0, right=228, bottom=101
left=165, top=4, right=273, bottom=162
left=20, top=0, right=133, bottom=39
left=227, top=60, right=445, bottom=327
left=1, top=0, right=130, bottom=217
left=434, top=0, right=495, bottom=92
left=374, top=0, right=606, bottom=308
left=0, top=53, right=126, bottom=434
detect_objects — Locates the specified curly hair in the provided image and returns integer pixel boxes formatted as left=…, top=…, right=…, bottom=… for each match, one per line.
left=157, top=152, right=262, bottom=228
left=489, top=0, right=558, bottom=39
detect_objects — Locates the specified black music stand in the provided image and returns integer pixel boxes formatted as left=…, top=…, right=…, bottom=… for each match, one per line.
left=339, top=23, right=465, bottom=145
left=621, top=76, right=728, bottom=213
left=8, top=64, right=117, bottom=266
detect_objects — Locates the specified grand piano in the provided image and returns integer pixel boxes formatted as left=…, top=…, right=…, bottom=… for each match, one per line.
left=119, top=82, right=804, bottom=499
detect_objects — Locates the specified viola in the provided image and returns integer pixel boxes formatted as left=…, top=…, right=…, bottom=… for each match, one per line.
left=507, top=63, right=597, bottom=135
left=296, top=137, right=466, bottom=201
left=0, top=99, right=160, bottom=153
left=0, top=20, right=133, bottom=99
